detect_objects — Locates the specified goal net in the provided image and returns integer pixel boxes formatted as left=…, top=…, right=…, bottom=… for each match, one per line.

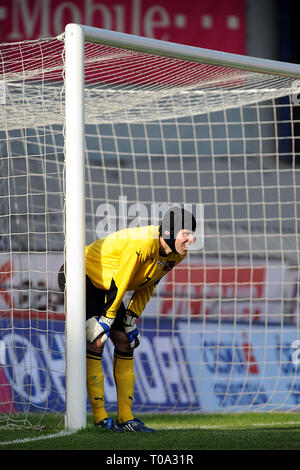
left=1, top=25, right=300, bottom=428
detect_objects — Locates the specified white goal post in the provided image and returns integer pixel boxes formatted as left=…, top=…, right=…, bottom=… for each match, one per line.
left=64, top=23, right=86, bottom=431
left=1, top=23, right=300, bottom=431
left=63, top=24, right=300, bottom=430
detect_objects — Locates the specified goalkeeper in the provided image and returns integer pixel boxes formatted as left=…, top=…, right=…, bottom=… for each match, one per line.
left=59, top=207, right=196, bottom=432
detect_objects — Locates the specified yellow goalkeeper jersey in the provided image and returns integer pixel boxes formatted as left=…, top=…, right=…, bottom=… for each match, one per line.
left=85, top=225, right=185, bottom=319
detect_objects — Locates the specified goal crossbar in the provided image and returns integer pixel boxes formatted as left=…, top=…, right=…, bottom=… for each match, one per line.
left=60, top=24, right=300, bottom=78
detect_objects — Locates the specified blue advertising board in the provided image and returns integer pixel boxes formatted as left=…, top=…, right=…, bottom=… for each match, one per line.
left=0, top=315, right=66, bottom=413
left=0, top=316, right=200, bottom=414
left=1, top=315, right=300, bottom=414
left=178, top=321, right=300, bottom=412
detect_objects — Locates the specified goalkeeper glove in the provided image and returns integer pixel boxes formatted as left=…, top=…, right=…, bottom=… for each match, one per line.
left=123, top=312, right=141, bottom=349
left=86, top=316, right=114, bottom=344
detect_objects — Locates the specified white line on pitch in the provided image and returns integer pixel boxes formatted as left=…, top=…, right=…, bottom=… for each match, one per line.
left=0, top=429, right=77, bottom=446
left=154, top=421, right=300, bottom=430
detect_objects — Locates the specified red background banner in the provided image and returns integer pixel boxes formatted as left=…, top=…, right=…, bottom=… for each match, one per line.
left=0, top=0, right=246, bottom=53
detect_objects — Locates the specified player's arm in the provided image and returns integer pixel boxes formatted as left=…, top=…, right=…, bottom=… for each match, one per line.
left=118, top=237, right=158, bottom=348
left=105, top=249, right=140, bottom=319
left=127, top=283, right=156, bottom=318
left=86, top=245, right=141, bottom=346
left=120, top=284, right=156, bottom=349
left=105, top=233, right=156, bottom=318
left=92, top=236, right=156, bottom=347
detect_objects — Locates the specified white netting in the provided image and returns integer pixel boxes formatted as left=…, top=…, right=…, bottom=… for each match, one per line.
left=1, top=34, right=300, bottom=426
left=1, top=39, right=299, bottom=130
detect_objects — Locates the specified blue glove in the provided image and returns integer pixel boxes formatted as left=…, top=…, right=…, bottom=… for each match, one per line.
left=123, top=312, right=141, bottom=349
left=86, top=315, right=114, bottom=344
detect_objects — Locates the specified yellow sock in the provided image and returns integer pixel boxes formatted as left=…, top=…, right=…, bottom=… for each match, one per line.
left=113, top=350, right=134, bottom=424
left=86, top=351, right=108, bottom=424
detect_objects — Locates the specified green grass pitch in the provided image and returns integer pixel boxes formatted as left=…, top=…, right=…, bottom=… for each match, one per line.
left=1, top=412, right=300, bottom=451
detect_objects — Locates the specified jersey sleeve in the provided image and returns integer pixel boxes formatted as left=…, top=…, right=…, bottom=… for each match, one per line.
left=104, top=246, right=140, bottom=319
left=103, top=228, right=158, bottom=319
left=127, top=283, right=156, bottom=317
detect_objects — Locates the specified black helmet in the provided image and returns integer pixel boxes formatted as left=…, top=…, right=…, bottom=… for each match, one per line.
left=159, top=207, right=196, bottom=253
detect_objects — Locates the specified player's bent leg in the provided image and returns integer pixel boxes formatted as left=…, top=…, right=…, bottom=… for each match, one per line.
left=86, top=343, right=109, bottom=427
left=110, top=330, right=155, bottom=433
left=113, top=349, right=135, bottom=423
left=110, top=330, right=134, bottom=423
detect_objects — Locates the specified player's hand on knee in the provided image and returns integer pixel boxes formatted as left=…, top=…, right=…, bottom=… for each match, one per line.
left=86, top=316, right=114, bottom=344
left=123, top=312, right=141, bottom=349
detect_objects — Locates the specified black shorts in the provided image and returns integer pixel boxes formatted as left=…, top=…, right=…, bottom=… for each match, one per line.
left=58, top=265, right=126, bottom=332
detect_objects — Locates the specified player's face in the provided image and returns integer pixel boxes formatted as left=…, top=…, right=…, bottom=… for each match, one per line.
left=175, top=229, right=195, bottom=255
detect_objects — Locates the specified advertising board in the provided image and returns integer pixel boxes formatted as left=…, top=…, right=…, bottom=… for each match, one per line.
left=0, top=316, right=200, bottom=413
left=1, top=315, right=300, bottom=414
left=0, top=0, right=246, bottom=54
left=178, top=321, right=300, bottom=411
